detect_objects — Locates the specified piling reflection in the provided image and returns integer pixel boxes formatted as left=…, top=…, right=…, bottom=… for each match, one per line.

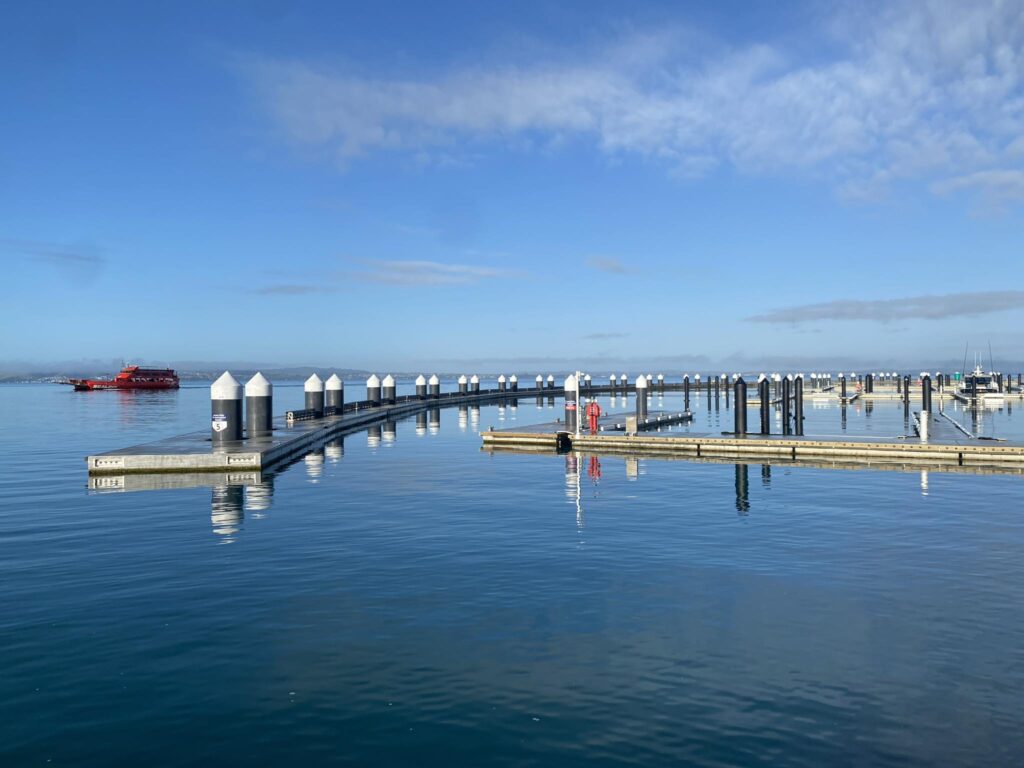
left=428, top=408, right=440, bottom=435
left=325, top=437, right=344, bottom=462
left=304, top=448, right=324, bottom=481
left=211, top=484, right=244, bottom=542
left=368, top=423, right=385, bottom=448
left=416, top=411, right=427, bottom=435
left=735, top=464, right=750, bottom=515
left=244, top=476, right=274, bottom=517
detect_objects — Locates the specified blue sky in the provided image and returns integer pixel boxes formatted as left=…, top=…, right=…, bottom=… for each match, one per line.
left=2, top=0, right=1023, bottom=371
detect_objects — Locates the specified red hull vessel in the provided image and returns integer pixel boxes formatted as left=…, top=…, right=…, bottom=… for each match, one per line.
left=67, top=365, right=180, bottom=391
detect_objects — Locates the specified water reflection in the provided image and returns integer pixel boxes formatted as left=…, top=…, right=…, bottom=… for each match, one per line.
left=367, top=424, right=382, bottom=448
left=211, top=484, right=243, bottom=542
left=735, top=464, right=750, bottom=515
left=325, top=437, right=344, bottom=462
left=304, top=448, right=324, bottom=481
left=245, top=476, right=274, bottom=517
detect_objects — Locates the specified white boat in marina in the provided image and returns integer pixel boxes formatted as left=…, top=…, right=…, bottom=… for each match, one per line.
left=958, top=364, right=1005, bottom=404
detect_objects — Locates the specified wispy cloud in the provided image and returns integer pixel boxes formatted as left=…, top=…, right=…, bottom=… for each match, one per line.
left=931, top=170, right=1024, bottom=212
left=241, top=1, right=1024, bottom=202
left=586, top=256, right=631, bottom=274
left=251, top=283, right=340, bottom=295
left=747, top=291, right=1024, bottom=324
left=3, top=237, right=106, bottom=282
left=582, top=331, right=629, bottom=340
left=346, top=259, right=523, bottom=286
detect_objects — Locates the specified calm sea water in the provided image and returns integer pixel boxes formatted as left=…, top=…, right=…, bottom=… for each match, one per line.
left=2, top=382, right=1023, bottom=766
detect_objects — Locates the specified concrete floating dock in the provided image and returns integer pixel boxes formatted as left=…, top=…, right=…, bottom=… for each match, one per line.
left=87, top=386, right=559, bottom=475
left=482, top=416, right=1024, bottom=471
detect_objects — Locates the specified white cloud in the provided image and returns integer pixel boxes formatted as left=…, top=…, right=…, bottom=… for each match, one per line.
left=242, top=0, right=1024, bottom=201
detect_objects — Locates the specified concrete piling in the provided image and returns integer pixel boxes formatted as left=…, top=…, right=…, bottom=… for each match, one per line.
left=305, top=373, right=325, bottom=417
left=366, top=374, right=381, bottom=406
left=683, top=375, right=690, bottom=410
left=734, top=377, right=747, bottom=435
left=415, top=375, right=427, bottom=400
left=547, top=374, right=555, bottom=390
left=921, top=373, right=932, bottom=414
left=382, top=374, right=396, bottom=405
left=244, top=372, right=272, bottom=438
left=782, top=376, right=792, bottom=435
left=498, top=374, right=507, bottom=392
left=839, top=373, right=847, bottom=401
left=211, top=371, right=243, bottom=444
left=325, top=373, right=344, bottom=412
left=758, top=375, right=770, bottom=434
left=459, top=375, right=469, bottom=395
left=428, top=374, right=440, bottom=399
left=609, top=374, right=617, bottom=391
left=535, top=375, right=543, bottom=392
left=794, top=375, right=804, bottom=436
left=635, top=374, right=648, bottom=420
left=470, top=374, right=480, bottom=394
left=510, top=374, right=518, bottom=392
left=564, top=374, right=579, bottom=432
left=620, top=374, right=628, bottom=392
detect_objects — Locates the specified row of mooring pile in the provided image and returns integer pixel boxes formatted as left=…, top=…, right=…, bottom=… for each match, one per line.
left=207, top=371, right=563, bottom=445
left=211, top=371, right=276, bottom=445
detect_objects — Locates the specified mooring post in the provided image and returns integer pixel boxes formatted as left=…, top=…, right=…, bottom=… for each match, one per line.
left=305, top=373, right=325, bottom=417
left=609, top=374, right=617, bottom=391
left=897, top=374, right=902, bottom=394
left=509, top=374, right=518, bottom=392
left=547, top=374, right=555, bottom=390
left=211, top=371, right=243, bottom=444
left=759, top=375, right=770, bottom=434
left=428, top=374, right=440, bottom=399
left=564, top=374, right=579, bottom=432
left=683, top=375, right=690, bottom=410
left=723, top=374, right=730, bottom=406
left=657, top=373, right=664, bottom=393
left=839, top=373, right=847, bottom=401
left=366, top=374, right=381, bottom=406
left=734, top=376, right=747, bottom=435
left=382, top=374, right=396, bottom=405
left=635, top=374, right=648, bottom=420
left=459, top=375, right=469, bottom=395
left=535, top=374, right=543, bottom=392
left=325, top=373, right=344, bottom=412
left=794, top=375, right=804, bottom=435
left=497, top=374, right=506, bottom=393
left=584, top=374, right=592, bottom=392
left=416, top=375, right=427, bottom=399
left=782, top=376, right=792, bottom=435
left=921, top=373, right=932, bottom=414
left=470, top=374, right=480, bottom=394
left=244, top=372, right=272, bottom=438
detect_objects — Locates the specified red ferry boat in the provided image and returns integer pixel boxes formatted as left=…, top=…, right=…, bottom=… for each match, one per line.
left=66, top=365, right=180, bottom=391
